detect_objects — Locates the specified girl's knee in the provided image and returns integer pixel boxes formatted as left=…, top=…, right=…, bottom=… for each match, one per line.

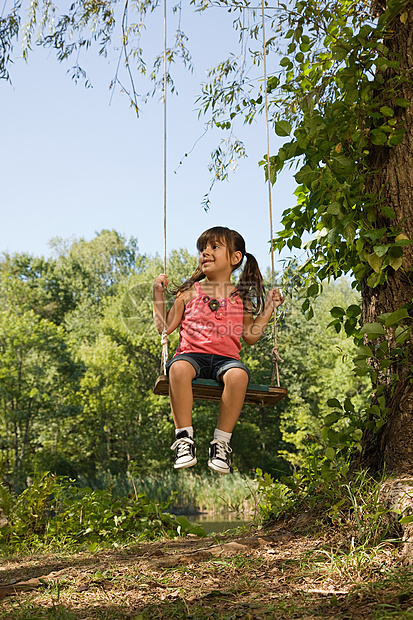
left=222, top=367, right=249, bottom=387
left=169, top=361, right=196, bottom=382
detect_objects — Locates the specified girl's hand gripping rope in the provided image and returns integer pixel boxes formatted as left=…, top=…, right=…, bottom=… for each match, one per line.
left=266, top=286, right=284, bottom=311
left=154, top=273, right=169, bottom=293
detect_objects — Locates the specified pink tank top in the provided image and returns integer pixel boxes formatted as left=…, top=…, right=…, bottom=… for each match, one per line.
left=175, top=282, right=245, bottom=359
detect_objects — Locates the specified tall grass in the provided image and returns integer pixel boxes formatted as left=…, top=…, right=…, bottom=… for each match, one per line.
left=78, top=468, right=256, bottom=515
left=135, top=470, right=256, bottom=515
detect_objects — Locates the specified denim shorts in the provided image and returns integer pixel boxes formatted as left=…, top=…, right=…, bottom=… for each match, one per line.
left=166, top=353, right=251, bottom=384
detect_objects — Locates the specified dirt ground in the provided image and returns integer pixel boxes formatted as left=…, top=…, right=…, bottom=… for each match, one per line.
left=0, top=521, right=412, bottom=619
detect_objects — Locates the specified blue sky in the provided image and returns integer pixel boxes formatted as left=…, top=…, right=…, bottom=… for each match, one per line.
left=1, top=4, right=298, bottom=273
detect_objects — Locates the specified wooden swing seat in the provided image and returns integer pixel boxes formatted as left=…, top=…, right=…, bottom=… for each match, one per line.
left=153, top=375, right=287, bottom=406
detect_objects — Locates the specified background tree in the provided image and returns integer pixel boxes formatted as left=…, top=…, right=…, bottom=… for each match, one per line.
left=0, top=309, right=78, bottom=486
left=0, top=234, right=368, bottom=486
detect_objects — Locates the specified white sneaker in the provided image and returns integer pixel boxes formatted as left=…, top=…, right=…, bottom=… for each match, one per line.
left=171, top=431, right=197, bottom=469
left=207, top=439, right=232, bottom=474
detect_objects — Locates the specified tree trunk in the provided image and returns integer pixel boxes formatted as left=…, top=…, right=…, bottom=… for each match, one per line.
left=361, top=2, right=413, bottom=475
left=360, top=2, right=413, bottom=560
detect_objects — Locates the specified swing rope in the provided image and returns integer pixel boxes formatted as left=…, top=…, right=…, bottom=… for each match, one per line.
left=261, top=0, right=283, bottom=387
left=161, top=0, right=169, bottom=375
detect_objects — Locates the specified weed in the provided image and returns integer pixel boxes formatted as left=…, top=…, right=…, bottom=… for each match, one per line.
left=0, top=602, right=75, bottom=620
left=253, top=455, right=399, bottom=551
left=0, top=471, right=206, bottom=555
left=124, top=467, right=256, bottom=516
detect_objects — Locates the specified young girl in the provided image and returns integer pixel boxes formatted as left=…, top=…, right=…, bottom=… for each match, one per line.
left=153, top=226, right=284, bottom=474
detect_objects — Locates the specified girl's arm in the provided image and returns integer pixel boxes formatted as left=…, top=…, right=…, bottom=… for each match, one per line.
left=153, top=274, right=186, bottom=335
left=242, top=287, right=284, bottom=345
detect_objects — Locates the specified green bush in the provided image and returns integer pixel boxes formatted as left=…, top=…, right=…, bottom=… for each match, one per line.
left=0, top=471, right=206, bottom=554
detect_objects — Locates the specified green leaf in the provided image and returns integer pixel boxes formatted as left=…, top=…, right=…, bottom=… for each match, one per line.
left=267, top=76, right=280, bottom=91
left=327, top=319, right=342, bottom=333
left=355, top=345, right=373, bottom=357
left=307, top=282, right=319, bottom=297
left=332, top=155, right=353, bottom=169
left=327, top=398, right=342, bottom=409
left=274, top=120, right=292, bottom=137
left=380, top=205, right=396, bottom=218
left=325, top=447, right=335, bottom=461
left=343, top=398, right=354, bottom=412
left=280, top=57, right=292, bottom=68
left=360, top=322, right=385, bottom=338
left=384, top=308, right=410, bottom=327
left=367, top=252, right=384, bottom=273
left=395, top=98, right=410, bottom=108
left=388, top=130, right=406, bottom=147
left=305, top=307, right=314, bottom=320
left=375, top=57, right=389, bottom=71
left=344, top=318, right=357, bottom=337
left=370, top=129, right=387, bottom=145
left=399, top=515, right=413, bottom=524
left=395, top=233, right=411, bottom=245
left=388, top=255, right=403, bottom=270
left=330, top=306, right=345, bottom=318
left=346, top=305, right=361, bottom=318
left=380, top=106, right=394, bottom=117
left=395, top=325, right=411, bottom=345
left=324, top=412, right=340, bottom=426
left=389, top=245, right=403, bottom=258
left=327, top=202, right=341, bottom=215
left=332, top=45, right=347, bottom=61
left=373, top=244, right=390, bottom=257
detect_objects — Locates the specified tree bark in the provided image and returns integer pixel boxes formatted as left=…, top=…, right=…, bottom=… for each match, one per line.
left=361, top=1, right=413, bottom=476
left=360, top=2, right=413, bottom=559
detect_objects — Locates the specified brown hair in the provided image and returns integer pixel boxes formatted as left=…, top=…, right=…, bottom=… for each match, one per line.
left=173, top=226, right=266, bottom=314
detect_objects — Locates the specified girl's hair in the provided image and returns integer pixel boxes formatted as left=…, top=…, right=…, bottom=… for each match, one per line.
left=173, top=226, right=266, bottom=314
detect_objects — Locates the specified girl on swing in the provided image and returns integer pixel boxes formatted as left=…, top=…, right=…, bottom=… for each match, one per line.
left=153, top=226, right=284, bottom=474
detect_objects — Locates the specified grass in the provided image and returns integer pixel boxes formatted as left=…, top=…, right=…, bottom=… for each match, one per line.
left=0, top=605, right=77, bottom=620
left=127, top=470, right=257, bottom=516
left=1, top=461, right=413, bottom=618
left=1, top=505, right=411, bottom=620
left=76, top=468, right=257, bottom=516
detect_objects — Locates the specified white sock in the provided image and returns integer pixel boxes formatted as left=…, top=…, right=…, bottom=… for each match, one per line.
left=214, top=428, right=232, bottom=444
left=175, top=426, right=193, bottom=438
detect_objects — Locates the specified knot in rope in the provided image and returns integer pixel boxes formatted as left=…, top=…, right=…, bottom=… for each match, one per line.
left=271, top=346, right=284, bottom=364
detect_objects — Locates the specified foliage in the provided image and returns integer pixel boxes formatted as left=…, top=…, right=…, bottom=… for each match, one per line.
left=188, top=0, right=413, bottom=293
left=0, top=309, right=80, bottom=483
left=326, top=300, right=412, bottom=429
left=256, top=275, right=370, bottom=466
left=0, top=232, right=374, bottom=492
left=0, top=470, right=206, bottom=554
left=267, top=0, right=412, bottom=289
left=1, top=0, right=412, bottom=497
left=254, top=460, right=398, bottom=550
left=127, top=469, right=256, bottom=515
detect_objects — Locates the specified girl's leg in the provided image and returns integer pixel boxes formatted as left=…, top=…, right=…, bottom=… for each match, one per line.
left=217, top=367, right=249, bottom=432
left=169, top=360, right=197, bottom=470
left=168, top=360, right=197, bottom=429
left=208, top=367, right=249, bottom=474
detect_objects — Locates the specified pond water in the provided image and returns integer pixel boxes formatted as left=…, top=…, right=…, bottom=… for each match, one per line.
left=187, top=513, right=251, bottom=535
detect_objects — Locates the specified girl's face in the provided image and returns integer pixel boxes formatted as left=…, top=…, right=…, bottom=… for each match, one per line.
left=198, top=238, right=242, bottom=276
